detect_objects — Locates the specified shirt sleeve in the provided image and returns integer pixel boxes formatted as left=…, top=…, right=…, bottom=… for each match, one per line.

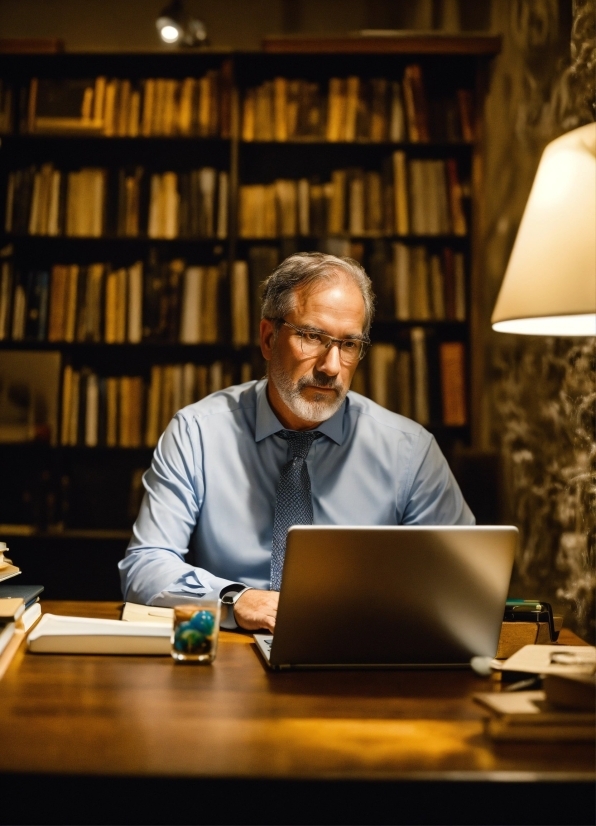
left=118, top=412, right=245, bottom=609
left=401, top=432, right=475, bottom=525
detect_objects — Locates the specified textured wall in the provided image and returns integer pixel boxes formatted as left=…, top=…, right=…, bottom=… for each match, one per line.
left=482, top=0, right=595, bottom=640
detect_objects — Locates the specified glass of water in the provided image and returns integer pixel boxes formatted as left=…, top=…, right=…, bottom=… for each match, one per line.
left=170, top=599, right=221, bottom=663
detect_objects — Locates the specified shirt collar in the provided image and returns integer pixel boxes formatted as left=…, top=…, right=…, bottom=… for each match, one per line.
left=254, top=379, right=345, bottom=445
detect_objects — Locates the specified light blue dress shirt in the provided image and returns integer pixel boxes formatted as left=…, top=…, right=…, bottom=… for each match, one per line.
left=119, top=379, right=474, bottom=607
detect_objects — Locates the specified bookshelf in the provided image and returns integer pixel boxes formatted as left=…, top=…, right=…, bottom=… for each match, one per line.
left=0, top=37, right=500, bottom=597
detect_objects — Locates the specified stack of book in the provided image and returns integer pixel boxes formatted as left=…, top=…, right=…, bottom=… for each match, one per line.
left=24, top=72, right=228, bottom=137
left=238, top=155, right=466, bottom=238
left=241, top=65, right=473, bottom=143
left=475, top=674, right=595, bottom=742
left=4, top=164, right=229, bottom=239
left=476, top=644, right=596, bottom=741
left=0, top=258, right=227, bottom=344
left=0, top=567, right=44, bottom=680
left=59, top=361, right=252, bottom=448
left=0, top=597, right=25, bottom=680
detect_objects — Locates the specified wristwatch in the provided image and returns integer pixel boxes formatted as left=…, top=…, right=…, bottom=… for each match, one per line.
left=221, top=585, right=253, bottom=607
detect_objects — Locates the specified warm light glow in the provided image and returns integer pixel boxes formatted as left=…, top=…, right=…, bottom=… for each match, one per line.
left=493, top=314, right=596, bottom=336
left=492, top=123, right=596, bottom=337
left=159, top=24, right=180, bottom=43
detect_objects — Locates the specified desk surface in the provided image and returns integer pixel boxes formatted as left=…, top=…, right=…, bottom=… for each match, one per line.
left=0, top=601, right=593, bottom=784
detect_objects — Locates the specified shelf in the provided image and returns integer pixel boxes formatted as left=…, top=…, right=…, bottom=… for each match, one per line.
left=0, top=524, right=130, bottom=540
left=240, top=139, right=474, bottom=149
left=0, top=341, right=256, bottom=353
left=236, top=234, right=469, bottom=243
left=6, top=234, right=228, bottom=245
left=261, top=34, right=502, bottom=56
left=0, top=442, right=153, bottom=452
left=1, top=134, right=231, bottom=143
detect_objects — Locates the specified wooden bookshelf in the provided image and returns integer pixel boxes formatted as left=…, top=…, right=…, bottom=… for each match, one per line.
left=0, top=39, right=500, bottom=597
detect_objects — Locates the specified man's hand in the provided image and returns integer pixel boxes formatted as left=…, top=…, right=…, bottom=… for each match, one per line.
left=234, top=589, right=279, bottom=632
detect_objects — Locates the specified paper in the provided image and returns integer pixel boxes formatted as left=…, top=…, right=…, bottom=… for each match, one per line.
left=121, top=602, right=173, bottom=625
left=500, top=644, right=596, bottom=676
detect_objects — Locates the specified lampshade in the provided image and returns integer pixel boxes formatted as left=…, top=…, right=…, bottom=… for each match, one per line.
left=492, top=122, right=596, bottom=336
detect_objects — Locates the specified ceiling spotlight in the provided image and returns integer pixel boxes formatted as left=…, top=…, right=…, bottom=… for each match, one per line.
left=156, top=0, right=208, bottom=47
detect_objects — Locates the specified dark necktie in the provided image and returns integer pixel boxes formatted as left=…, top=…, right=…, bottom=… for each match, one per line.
left=270, top=429, right=321, bottom=591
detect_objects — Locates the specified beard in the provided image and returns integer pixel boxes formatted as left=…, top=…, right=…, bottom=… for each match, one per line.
left=269, top=351, right=348, bottom=424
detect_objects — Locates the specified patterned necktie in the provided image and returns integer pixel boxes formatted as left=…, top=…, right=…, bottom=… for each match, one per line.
left=270, top=429, right=321, bottom=591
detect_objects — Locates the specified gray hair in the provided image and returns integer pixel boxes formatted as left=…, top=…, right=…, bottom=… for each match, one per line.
left=260, top=252, right=375, bottom=337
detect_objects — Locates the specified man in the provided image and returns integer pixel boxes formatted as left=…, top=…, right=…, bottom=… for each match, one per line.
left=119, top=253, right=473, bottom=631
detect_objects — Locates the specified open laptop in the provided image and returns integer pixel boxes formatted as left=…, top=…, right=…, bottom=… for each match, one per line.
left=254, top=525, right=517, bottom=670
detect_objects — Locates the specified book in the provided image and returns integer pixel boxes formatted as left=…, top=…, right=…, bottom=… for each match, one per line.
left=0, top=597, right=25, bottom=622
left=0, top=628, right=24, bottom=681
left=439, top=342, right=467, bottom=426
left=411, top=327, right=430, bottom=425
left=231, top=261, right=250, bottom=346
left=20, top=601, right=42, bottom=632
left=543, top=672, right=596, bottom=711
left=0, top=583, right=44, bottom=604
left=27, top=613, right=171, bottom=655
left=0, top=620, right=16, bottom=656
left=474, top=690, right=595, bottom=742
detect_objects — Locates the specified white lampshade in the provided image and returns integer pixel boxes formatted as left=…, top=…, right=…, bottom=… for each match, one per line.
left=492, top=123, right=596, bottom=336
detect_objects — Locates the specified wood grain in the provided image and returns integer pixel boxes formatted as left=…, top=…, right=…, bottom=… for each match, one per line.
left=0, top=601, right=592, bottom=782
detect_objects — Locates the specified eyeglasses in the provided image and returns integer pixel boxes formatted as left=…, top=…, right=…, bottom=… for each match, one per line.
left=272, top=318, right=370, bottom=365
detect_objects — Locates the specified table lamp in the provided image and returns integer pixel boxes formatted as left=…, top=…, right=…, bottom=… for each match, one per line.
left=491, top=122, right=596, bottom=336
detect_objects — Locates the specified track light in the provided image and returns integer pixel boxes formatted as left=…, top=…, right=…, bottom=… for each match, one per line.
left=156, top=0, right=207, bottom=47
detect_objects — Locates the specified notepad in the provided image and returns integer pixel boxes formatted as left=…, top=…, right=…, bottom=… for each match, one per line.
left=27, top=613, right=171, bottom=655
left=121, top=602, right=173, bottom=625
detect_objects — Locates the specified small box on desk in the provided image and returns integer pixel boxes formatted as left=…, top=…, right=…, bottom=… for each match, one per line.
left=496, top=617, right=563, bottom=659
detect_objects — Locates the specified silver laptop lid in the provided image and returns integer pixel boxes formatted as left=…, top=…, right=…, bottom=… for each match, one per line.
left=269, top=525, right=517, bottom=668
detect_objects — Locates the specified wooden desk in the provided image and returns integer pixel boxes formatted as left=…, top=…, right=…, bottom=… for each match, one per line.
left=0, top=602, right=593, bottom=825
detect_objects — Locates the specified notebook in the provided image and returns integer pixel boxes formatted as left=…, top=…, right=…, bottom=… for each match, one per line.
left=254, top=525, right=517, bottom=670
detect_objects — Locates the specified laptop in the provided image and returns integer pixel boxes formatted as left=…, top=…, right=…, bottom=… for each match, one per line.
left=254, top=525, right=517, bottom=670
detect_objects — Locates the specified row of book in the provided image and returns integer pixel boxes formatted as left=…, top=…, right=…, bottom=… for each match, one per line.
left=5, top=165, right=229, bottom=239
left=60, top=361, right=252, bottom=448
left=238, top=155, right=467, bottom=238
left=357, top=333, right=467, bottom=427
left=242, top=67, right=474, bottom=143
left=24, top=72, right=228, bottom=137
left=57, top=336, right=464, bottom=450
left=367, top=243, right=466, bottom=323
left=0, top=242, right=466, bottom=346
left=1, top=258, right=228, bottom=345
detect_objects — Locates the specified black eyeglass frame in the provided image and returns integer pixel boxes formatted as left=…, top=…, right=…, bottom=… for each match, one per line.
left=269, top=318, right=371, bottom=363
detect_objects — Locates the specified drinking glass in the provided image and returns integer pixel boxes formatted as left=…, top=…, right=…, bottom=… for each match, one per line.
left=170, top=599, right=220, bottom=663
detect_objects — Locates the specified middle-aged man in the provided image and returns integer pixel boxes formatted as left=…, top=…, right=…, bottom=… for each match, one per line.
left=119, top=252, right=474, bottom=631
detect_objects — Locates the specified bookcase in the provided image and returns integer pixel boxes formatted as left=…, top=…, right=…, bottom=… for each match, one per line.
left=0, top=36, right=501, bottom=598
